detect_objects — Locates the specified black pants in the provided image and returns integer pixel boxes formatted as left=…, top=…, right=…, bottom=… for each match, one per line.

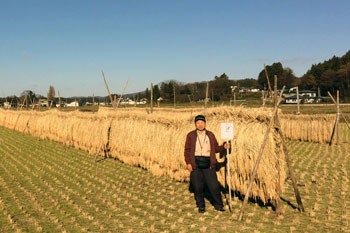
left=190, top=168, right=223, bottom=209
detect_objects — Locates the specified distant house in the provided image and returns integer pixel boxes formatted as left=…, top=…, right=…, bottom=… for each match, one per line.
left=66, top=101, right=79, bottom=107
left=3, top=102, right=12, bottom=109
left=283, top=89, right=318, bottom=104
left=38, top=99, right=48, bottom=107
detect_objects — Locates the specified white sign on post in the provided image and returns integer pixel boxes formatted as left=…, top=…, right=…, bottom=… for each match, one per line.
left=221, top=123, right=234, bottom=140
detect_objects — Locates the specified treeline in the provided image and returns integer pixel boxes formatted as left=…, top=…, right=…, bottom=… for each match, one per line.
left=137, top=74, right=260, bottom=103
left=301, top=51, right=350, bottom=97
left=258, top=50, right=350, bottom=98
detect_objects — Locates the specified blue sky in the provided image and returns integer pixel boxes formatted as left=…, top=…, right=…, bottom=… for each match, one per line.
left=1, top=0, right=349, bottom=97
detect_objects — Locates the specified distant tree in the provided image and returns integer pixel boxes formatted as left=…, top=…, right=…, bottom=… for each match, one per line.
left=47, top=85, right=56, bottom=105
left=319, top=69, right=336, bottom=94
left=153, top=84, right=160, bottom=100
left=300, top=74, right=317, bottom=90
left=210, top=73, right=233, bottom=101
left=258, top=62, right=284, bottom=89
left=20, top=90, right=36, bottom=102
left=258, top=63, right=297, bottom=89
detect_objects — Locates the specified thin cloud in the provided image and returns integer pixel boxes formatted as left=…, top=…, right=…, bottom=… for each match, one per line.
left=281, top=57, right=313, bottom=64
left=20, top=51, right=32, bottom=59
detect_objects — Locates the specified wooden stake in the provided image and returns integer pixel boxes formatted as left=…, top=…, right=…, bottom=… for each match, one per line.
left=328, top=91, right=350, bottom=129
left=296, top=86, right=300, bottom=114
left=238, top=86, right=285, bottom=221
left=329, top=91, right=340, bottom=145
left=58, top=91, right=61, bottom=109
left=233, top=90, right=236, bottom=106
left=205, top=82, right=209, bottom=109
left=264, top=64, right=273, bottom=99
left=101, top=70, right=114, bottom=108
left=262, top=90, right=266, bottom=107
left=273, top=75, right=281, bottom=213
left=274, top=116, right=305, bottom=212
left=174, top=85, right=176, bottom=108
left=20, top=95, right=27, bottom=111
left=150, top=83, right=153, bottom=113
left=31, top=98, right=36, bottom=111
left=212, top=89, right=214, bottom=107
left=336, top=90, right=340, bottom=144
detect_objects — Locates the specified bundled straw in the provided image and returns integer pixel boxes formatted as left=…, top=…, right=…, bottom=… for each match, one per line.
left=0, top=107, right=286, bottom=203
left=280, top=114, right=335, bottom=143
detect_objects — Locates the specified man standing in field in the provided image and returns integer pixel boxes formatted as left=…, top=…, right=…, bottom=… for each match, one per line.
left=184, top=115, right=231, bottom=213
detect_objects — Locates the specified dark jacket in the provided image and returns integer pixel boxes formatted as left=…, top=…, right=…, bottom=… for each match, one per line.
left=184, top=130, right=225, bottom=169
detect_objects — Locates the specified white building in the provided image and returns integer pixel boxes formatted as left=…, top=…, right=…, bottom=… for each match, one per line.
left=66, top=101, right=79, bottom=107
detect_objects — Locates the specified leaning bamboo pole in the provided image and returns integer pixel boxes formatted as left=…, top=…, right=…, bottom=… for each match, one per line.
left=101, top=70, right=114, bottom=108
left=115, top=78, right=129, bottom=111
left=328, top=91, right=350, bottom=129
left=238, top=85, right=285, bottom=221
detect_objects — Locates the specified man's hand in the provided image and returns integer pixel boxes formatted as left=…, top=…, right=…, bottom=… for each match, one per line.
left=224, top=142, right=231, bottom=149
left=187, top=164, right=193, bottom=172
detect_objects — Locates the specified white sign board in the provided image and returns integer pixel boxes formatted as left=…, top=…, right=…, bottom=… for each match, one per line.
left=221, top=123, right=234, bottom=140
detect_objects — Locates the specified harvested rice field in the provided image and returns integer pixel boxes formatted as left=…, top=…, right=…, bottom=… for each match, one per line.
left=0, top=124, right=349, bottom=232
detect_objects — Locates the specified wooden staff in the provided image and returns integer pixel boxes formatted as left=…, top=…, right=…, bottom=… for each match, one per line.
left=238, top=85, right=285, bottom=221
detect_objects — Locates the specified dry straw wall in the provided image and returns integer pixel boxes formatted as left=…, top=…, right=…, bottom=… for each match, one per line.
left=1, top=107, right=289, bottom=204
left=280, top=114, right=336, bottom=143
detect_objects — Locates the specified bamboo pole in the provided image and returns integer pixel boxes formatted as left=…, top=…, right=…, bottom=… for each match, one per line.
left=328, top=91, right=350, bottom=129
left=274, top=116, right=305, bottom=212
left=273, top=75, right=278, bottom=105
left=20, top=95, right=27, bottom=111
left=238, top=85, right=285, bottom=221
left=205, top=82, right=209, bottom=109
left=264, top=64, right=273, bottom=99
left=101, top=70, right=114, bottom=108
left=336, top=90, right=340, bottom=144
left=329, top=91, right=340, bottom=145
left=296, top=86, right=300, bottom=114
left=274, top=76, right=281, bottom=214
left=115, top=78, right=129, bottom=111
left=262, top=90, right=266, bottom=107
left=58, top=91, right=61, bottom=109
left=31, top=98, right=36, bottom=111
left=150, top=83, right=153, bottom=113
left=174, top=85, right=176, bottom=108
left=212, top=89, right=214, bottom=107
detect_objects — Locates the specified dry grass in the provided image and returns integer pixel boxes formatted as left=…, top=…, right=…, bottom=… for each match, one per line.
left=1, top=107, right=288, bottom=203
left=280, top=114, right=336, bottom=143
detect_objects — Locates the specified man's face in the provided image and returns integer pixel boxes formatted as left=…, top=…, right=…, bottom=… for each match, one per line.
left=195, top=120, right=206, bottom=131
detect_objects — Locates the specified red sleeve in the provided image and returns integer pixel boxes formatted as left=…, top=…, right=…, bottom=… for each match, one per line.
left=212, top=134, right=225, bottom=153
left=184, top=133, right=192, bottom=165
